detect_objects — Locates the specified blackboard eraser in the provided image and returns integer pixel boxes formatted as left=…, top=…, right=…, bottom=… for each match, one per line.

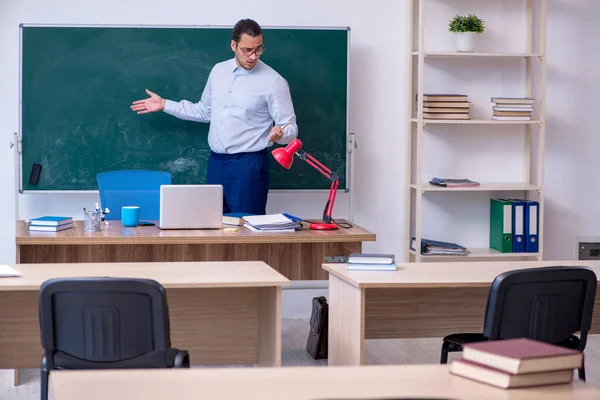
left=29, top=163, right=42, bottom=185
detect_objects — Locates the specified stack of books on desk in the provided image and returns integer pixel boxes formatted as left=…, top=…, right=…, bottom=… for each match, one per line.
left=411, top=238, right=469, bottom=256
left=491, top=97, right=535, bottom=121
left=223, top=213, right=255, bottom=226
left=347, top=253, right=396, bottom=271
left=28, top=216, right=73, bottom=232
left=242, top=213, right=302, bottom=233
left=450, top=338, right=583, bottom=389
left=420, top=94, right=470, bottom=120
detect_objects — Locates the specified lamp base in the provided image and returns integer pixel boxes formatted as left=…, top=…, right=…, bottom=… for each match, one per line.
left=309, top=222, right=338, bottom=230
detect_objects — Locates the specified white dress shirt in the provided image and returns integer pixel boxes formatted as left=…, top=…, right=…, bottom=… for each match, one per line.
left=163, top=58, right=298, bottom=154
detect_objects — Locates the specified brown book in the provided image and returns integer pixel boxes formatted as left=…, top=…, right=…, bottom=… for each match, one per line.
left=493, top=111, right=532, bottom=117
left=462, top=338, right=583, bottom=374
left=424, top=101, right=470, bottom=108
left=451, top=359, right=574, bottom=389
left=423, top=107, right=469, bottom=113
left=418, top=94, right=469, bottom=102
left=424, top=113, right=470, bottom=120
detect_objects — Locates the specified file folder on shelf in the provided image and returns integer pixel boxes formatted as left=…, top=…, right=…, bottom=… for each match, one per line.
left=508, top=199, right=526, bottom=253
left=523, top=200, right=539, bottom=253
left=490, top=199, right=513, bottom=253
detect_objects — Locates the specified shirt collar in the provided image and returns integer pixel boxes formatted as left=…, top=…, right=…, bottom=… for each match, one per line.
left=231, top=58, right=258, bottom=75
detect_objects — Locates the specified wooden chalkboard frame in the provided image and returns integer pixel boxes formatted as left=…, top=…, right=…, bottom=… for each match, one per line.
left=17, top=23, right=353, bottom=193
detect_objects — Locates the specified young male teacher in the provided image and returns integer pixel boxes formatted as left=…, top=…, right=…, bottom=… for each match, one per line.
left=131, top=19, right=298, bottom=215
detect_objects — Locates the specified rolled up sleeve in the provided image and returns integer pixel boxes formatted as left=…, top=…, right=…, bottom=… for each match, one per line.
left=267, top=77, right=298, bottom=145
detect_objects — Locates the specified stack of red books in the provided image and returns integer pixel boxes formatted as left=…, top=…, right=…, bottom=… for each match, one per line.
left=450, top=338, right=583, bottom=389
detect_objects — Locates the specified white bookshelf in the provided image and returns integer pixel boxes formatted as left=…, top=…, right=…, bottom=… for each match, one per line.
left=411, top=183, right=541, bottom=192
left=411, top=118, right=542, bottom=125
left=405, top=0, right=547, bottom=262
left=412, top=52, right=544, bottom=58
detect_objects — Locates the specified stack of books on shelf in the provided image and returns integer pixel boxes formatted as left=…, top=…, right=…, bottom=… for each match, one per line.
left=347, top=253, right=396, bottom=271
left=28, top=216, right=73, bottom=232
left=491, top=97, right=535, bottom=121
left=410, top=238, right=470, bottom=256
left=242, top=213, right=302, bottom=233
left=420, top=94, right=470, bottom=120
left=450, top=338, right=583, bottom=389
left=429, top=177, right=480, bottom=188
left=490, top=198, right=539, bottom=254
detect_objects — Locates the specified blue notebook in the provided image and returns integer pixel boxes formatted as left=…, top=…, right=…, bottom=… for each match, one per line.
left=29, top=216, right=73, bottom=226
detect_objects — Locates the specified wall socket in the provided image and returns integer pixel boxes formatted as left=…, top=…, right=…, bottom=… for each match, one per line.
left=578, top=242, right=600, bottom=260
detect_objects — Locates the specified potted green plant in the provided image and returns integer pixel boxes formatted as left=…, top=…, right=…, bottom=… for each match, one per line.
left=448, top=14, right=485, bottom=52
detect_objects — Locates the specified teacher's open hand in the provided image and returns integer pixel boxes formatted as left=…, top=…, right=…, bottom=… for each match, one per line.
left=131, top=89, right=166, bottom=114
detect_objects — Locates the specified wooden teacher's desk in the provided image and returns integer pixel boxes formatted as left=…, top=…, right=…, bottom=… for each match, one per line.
left=50, top=364, right=600, bottom=400
left=16, top=220, right=375, bottom=280
left=325, top=260, right=600, bottom=366
left=0, top=261, right=288, bottom=369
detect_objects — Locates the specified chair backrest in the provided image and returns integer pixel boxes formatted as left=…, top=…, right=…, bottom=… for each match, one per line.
left=483, top=266, right=597, bottom=344
left=97, top=170, right=171, bottom=221
left=39, top=277, right=172, bottom=365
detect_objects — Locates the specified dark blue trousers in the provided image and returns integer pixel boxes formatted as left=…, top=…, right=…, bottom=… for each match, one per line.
left=207, top=148, right=270, bottom=215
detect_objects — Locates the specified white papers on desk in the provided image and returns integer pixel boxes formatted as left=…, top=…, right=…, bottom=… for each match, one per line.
left=243, top=213, right=301, bottom=231
left=0, top=265, right=22, bottom=277
left=243, top=223, right=295, bottom=233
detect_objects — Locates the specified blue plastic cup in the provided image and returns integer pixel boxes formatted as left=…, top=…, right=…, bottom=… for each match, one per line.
left=122, top=206, right=140, bottom=227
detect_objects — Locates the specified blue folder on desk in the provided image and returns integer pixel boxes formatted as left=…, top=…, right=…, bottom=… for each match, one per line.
left=282, top=213, right=302, bottom=223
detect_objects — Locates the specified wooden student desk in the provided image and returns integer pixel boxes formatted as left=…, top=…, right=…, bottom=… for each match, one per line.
left=50, top=364, right=600, bottom=400
left=16, top=220, right=375, bottom=280
left=0, top=261, right=288, bottom=370
left=324, top=260, right=600, bottom=366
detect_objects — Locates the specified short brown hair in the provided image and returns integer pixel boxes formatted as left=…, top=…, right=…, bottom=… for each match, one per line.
left=232, top=19, right=263, bottom=43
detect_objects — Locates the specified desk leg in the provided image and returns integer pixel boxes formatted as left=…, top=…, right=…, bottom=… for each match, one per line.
left=328, top=275, right=365, bottom=366
left=14, top=369, right=19, bottom=386
left=257, top=286, right=281, bottom=367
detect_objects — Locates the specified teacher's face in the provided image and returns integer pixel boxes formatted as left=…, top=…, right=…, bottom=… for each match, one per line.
left=231, top=33, right=264, bottom=70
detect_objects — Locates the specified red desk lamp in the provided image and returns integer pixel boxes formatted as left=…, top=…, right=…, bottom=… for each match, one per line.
left=272, top=139, right=339, bottom=230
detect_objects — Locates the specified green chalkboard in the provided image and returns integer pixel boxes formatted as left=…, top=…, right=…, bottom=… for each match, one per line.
left=20, top=25, right=349, bottom=191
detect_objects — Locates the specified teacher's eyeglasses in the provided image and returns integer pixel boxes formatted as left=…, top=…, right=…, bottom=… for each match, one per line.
left=239, top=45, right=266, bottom=56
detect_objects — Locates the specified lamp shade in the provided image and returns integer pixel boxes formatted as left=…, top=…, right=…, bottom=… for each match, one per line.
left=272, top=139, right=303, bottom=169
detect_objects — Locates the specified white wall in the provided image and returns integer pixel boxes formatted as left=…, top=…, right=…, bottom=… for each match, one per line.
left=543, top=0, right=600, bottom=260
left=1, top=0, right=599, bottom=269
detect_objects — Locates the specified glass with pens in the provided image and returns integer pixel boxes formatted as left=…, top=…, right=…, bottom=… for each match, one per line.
left=83, top=202, right=110, bottom=232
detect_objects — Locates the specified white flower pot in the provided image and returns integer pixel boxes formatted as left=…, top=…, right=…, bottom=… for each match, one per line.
left=455, top=32, right=476, bottom=52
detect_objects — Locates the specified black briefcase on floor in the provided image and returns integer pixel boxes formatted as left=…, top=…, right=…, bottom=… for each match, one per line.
left=306, top=296, right=328, bottom=359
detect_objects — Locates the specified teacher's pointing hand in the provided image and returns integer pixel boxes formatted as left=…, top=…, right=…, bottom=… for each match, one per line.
left=131, top=89, right=166, bottom=114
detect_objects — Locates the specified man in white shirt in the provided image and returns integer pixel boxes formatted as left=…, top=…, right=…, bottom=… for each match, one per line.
left=131, top=19, right=298, bottom=215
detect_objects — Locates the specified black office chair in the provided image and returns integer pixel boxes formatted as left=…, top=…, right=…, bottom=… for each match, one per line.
left=440, top=266, right=597, bottom=381
left=39, top=277, right=190, bottom=400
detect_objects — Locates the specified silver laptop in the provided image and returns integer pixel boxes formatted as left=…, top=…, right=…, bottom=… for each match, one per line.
left=158, top=184, right=223, bottom=229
